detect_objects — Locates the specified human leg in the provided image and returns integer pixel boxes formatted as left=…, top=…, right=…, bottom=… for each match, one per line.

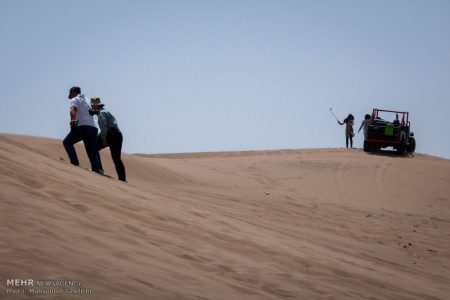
left=63, top=128, right=82, bottom=165
left=97, top=152, right=103, bottom=173
left=80, top=126, right=100, bottom=173
left=108, top=130, right=126, bottom=181
left=96, top=136, right=107, bottom=173
left=349, top=128, right=354, bottom=148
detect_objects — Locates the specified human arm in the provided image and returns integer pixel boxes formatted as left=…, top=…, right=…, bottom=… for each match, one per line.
left=98, top=111, right=109, bottom=139
left=358, top=121, right=364, bottom=133
left=337, top=120, right=344, bottom=125
left=70, top=107, right=77, bottom=128
left=68, top=98, right=79, bottom=128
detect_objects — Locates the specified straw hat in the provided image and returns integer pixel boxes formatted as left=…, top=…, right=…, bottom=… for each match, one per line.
left=90, top=97, right=105, bottom=107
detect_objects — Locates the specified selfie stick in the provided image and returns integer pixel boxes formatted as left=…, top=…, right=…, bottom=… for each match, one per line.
left=329, top=108, right=340, bottom=122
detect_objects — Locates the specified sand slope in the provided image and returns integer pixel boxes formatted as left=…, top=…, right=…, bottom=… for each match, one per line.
left=1, top=133, right=450, bottom=300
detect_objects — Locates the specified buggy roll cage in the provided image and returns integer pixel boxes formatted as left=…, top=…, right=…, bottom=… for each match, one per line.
left=370, top=108, right=409, bottom=127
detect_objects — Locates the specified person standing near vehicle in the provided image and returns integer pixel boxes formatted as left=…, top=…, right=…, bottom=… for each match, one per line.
left=63, top=86, right=100, bottom=173
left=90, top=97, right=126, bottom=182
left=358, top=114, right=371, bottom=139
left=338, top=114, right=355, bottom=148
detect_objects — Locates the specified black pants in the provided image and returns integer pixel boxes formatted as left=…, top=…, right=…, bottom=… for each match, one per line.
left=97, top=128, right=126, bottom=181
left=346, top=134, right=353, bottom=148
left=63, top=125, right=100, bottom=173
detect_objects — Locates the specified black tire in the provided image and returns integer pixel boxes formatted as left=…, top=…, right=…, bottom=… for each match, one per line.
left=363, top=141, right=370, bottom=152
left=406, top=137, right=416, bottom=153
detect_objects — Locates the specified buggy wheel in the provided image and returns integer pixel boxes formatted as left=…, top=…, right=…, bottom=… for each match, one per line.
left=406, top=137, right=416, bottom=153
left=363, top=141, right=371, bottom=152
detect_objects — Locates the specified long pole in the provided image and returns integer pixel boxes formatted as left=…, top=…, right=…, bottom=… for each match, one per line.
left=329, top=108, right=340, bottom=122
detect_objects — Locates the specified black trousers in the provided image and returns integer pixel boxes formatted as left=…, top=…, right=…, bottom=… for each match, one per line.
left=97, top=128, right=126, bottom=181
left=346, top=133, right=353, bottom=148
left=63, top=125, right=100, bottom=173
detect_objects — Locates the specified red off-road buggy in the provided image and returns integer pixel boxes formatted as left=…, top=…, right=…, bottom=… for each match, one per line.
left=364, top=108, right=416, bottom=155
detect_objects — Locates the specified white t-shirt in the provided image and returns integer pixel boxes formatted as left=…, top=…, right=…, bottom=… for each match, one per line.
left=69, top=94, right=96, bottom=127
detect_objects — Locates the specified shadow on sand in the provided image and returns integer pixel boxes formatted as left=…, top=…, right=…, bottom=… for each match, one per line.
left=365, top=149, right=415, bottom=159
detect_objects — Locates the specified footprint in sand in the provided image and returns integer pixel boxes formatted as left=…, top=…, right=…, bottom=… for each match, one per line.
left=124, top=224, right=147, bottom=236
left=69, top=202, right=89, bottom=213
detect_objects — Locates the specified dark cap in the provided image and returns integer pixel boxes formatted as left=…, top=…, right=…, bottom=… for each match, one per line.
left=68, top=86, right=81, bottom=99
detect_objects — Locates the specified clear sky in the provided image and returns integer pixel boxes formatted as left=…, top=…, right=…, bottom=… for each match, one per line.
left=1, top=0, right=449, bottom=158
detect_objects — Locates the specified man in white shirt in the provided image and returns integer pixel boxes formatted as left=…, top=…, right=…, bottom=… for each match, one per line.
left=62, top=86, right=100, bottom=173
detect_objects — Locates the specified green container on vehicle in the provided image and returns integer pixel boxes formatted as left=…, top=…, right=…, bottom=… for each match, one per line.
left=385, top=123, right=394, bottom=136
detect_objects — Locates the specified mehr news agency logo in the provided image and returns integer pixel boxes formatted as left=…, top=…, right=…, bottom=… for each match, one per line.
left=5, top=278, right=93, bottom=295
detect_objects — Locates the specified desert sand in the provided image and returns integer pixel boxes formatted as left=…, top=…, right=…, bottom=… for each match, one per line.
left=1, top=133, right=450, bottom=300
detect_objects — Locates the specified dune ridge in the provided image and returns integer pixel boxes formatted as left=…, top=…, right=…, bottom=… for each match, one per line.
left=1, top=133, right=450, bottom=300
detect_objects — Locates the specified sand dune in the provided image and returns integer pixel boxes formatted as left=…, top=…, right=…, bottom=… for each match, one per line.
left=1, top=133, right=450, bottom=300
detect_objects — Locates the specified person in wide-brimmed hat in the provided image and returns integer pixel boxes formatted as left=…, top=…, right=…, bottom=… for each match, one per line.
left=91, top=97, right=126, bottom=181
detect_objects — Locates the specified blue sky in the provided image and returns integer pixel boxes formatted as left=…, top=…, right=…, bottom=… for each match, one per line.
left=1, top=0, right=449, bottom=158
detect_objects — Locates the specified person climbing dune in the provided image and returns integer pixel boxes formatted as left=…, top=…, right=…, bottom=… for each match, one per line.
left=63, top=86, right=100, bottom=173
left=90, top=97, right=127, bottom=182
